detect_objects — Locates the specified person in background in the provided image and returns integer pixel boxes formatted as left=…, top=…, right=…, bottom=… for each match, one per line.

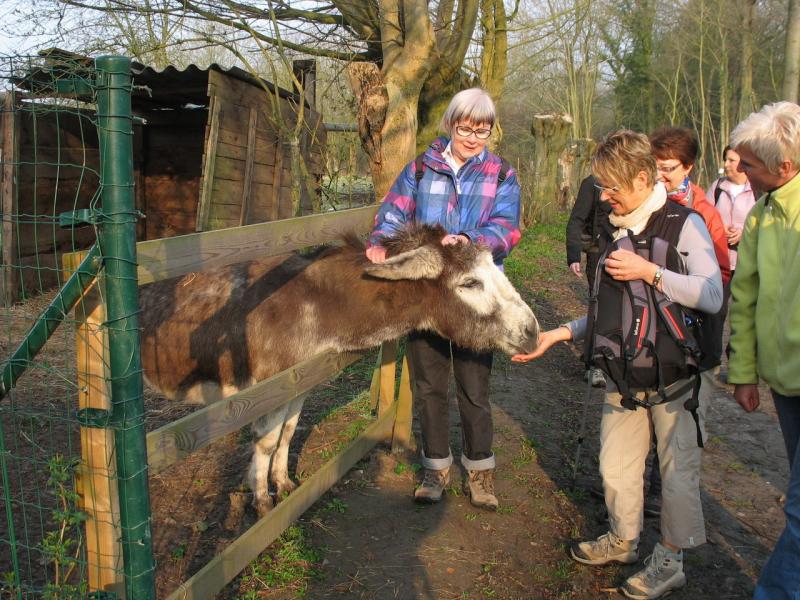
left=727, top=101, right=800, bottom=600
left=646, top=127, right=732, bottom=518
left=706, top=145, right=757, bottom=283
left=513, top=130, right=722, bottom=600
left=706, top=146, right=757, bottom=381
left=366, top=88, right=521, bottom=511
left=566, top=174, right=612, bottom=388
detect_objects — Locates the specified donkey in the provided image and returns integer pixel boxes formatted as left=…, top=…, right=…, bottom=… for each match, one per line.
left=138, top=225, right=539, bottom=515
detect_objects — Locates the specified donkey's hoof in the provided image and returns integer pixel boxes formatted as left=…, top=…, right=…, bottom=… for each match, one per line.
left=275, top=479, right=298, bottom=500
left=253, top=495, right=274, bottom=518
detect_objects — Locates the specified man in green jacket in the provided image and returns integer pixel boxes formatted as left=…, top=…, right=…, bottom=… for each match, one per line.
left=729, top=100, right=800, bottom=600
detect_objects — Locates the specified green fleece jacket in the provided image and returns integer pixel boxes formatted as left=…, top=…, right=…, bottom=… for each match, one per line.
left=729, top=172, right=800, bottom=395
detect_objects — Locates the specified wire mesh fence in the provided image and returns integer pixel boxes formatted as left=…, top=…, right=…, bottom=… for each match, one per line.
left=0, top=53, right=154, bottom=599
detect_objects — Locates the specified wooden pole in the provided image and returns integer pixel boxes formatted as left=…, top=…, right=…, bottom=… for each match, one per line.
left=391, top=354, right=413, bottom=452
left=70, top=274, right=124, bottom=594
left=377, top=340, right=397, bottom=418
left=1, top=93, right=19, bottom=306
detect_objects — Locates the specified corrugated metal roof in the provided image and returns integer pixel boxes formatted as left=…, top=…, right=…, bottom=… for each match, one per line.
left=10, top=49, right=302, bottom=110
left=130, top=61, right=300, bottom=110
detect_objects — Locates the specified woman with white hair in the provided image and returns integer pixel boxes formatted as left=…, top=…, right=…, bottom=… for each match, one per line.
left=728, top=101, right=800, bottom=600
left=366, top=88, right=521, bottom=510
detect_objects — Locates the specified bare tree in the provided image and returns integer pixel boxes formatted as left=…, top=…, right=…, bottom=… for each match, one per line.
left=785, top=0, right=800, bottom=101
left=21, top=1, right=515, bottom=198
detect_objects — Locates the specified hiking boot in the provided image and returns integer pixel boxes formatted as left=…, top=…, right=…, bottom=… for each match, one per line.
left=570, top=531, right=639, bottom=566
left=585, top=368, right=607, bottom=388
left=464, top=469, right=499, bottom=510
left=621, top=542, right=686, bottom=599
left=414, top=468, right=450, bottom=504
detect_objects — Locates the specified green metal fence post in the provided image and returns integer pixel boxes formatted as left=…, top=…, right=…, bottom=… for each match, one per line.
left=94, top=55, right=156, bottom=599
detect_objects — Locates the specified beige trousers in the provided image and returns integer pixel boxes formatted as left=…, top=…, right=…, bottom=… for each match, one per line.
left=600, top=371, right=711, bottom=548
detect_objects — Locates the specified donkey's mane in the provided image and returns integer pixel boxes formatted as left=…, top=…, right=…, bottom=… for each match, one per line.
left=341, top=224, right=483, bottom=272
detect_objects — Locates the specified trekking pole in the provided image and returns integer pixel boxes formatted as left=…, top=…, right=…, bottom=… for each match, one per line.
left=572, top=255, right=604, bottom=488
left=571, top=370, right=594, bottom=486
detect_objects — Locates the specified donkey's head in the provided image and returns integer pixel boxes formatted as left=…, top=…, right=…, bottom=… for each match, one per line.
left=364, top=226, right=539, bottom=355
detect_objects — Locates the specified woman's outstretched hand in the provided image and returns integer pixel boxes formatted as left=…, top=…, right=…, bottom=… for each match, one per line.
left=511, top=326, right=572, bottom=363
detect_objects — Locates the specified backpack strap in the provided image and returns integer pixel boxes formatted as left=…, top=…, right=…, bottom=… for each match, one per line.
left=498, top=158, right=512, bottom=184
left=649, top=238, right=702, bottom=365
left=713, top=183, right=723, bottom=206
left=583, top=241, right=613, bottom=369
left=414, top=152, right=426, bottom=186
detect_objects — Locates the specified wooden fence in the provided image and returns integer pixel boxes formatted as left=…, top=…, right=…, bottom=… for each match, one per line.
left=65, top=205, right=415, bottom=599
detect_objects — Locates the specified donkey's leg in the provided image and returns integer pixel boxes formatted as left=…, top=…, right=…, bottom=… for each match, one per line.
left=248, top=403, right=290, bottom=516
left=271, top=394, right=306, bottom=500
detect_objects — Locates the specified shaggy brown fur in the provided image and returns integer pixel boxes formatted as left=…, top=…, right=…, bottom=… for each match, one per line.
left=137, top=224, right=538, bottom=513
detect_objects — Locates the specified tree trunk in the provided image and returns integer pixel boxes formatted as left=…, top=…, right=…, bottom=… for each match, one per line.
left=784, top=0, right=800, bottom=102
left=738, top=0, right=757, bottom=120
left=529, top=113, right=573, bottom=226
left=348, top=0, right=436, bottom=200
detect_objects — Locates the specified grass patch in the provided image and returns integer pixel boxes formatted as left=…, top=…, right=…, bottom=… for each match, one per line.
left=511, top=437, right=538, bottom=469
left=505, top=214, right=569, bottom=295
left=235, top=525, right=322, bottom=598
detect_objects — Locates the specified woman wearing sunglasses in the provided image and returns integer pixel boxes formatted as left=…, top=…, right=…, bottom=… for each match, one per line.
left=365, top=88, right=521, bottom=511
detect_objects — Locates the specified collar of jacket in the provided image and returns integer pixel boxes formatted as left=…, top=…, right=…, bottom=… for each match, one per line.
left=764, top=170, right=800, bottom=212
left=718, top=176, right=753, bottom=194
left=428, top=136, right=489, bottom=168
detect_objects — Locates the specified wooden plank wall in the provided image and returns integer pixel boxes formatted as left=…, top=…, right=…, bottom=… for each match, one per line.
left=198, top=70, right=326, bottom=231
left=141, top=110, right=206, bottom=240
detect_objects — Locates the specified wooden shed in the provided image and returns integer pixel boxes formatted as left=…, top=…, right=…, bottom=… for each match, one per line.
left=0, top=52, right=326, bottom=304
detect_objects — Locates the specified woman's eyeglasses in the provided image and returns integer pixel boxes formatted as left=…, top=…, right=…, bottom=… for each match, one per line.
left=656, top=162, right=683, bottom=174
left=455, top=125, right=492, bottom=140
left=593, top=183, right=621, bottom=194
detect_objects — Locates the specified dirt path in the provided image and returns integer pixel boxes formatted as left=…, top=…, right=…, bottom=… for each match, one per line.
left=214, top=273, right=789, bottom=599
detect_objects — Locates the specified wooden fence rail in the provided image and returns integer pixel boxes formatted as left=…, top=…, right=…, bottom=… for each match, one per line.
left=64, top=205, right=415, bottom=598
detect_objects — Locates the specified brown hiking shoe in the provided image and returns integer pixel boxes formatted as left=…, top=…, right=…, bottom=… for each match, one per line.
left=414, top=468, right=450, bottom=503
left=465, top=469, right=499, bottom=510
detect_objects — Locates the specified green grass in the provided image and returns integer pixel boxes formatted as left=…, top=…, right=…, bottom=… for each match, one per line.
left=511, top=436, right=538, bottom=469
left=505, top=213, right=569, bottom=291
left=236, top=525, right=322, bottom=598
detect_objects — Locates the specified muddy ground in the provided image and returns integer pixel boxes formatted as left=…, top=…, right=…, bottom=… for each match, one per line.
left=151, top=264, right=787, bottom=599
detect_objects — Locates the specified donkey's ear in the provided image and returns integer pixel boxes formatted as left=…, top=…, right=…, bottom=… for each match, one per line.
left=364, top=246, right=444, bottom=280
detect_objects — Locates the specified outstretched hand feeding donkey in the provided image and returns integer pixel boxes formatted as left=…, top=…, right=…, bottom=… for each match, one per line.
left=138, top=224, right=540, bottom=515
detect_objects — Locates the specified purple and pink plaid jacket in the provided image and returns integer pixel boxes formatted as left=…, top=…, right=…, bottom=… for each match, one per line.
left=368, top=137, right=521, bottom=266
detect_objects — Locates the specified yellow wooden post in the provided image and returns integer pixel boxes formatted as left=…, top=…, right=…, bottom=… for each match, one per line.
left=391, top=354, right=413, bottom=452
left=377, top=340, right=397, bottom=418
left=63, top=254, right=124, bottom=594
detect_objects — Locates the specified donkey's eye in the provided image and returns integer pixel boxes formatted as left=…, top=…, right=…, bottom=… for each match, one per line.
left=460, top=278, right=483, bottom=290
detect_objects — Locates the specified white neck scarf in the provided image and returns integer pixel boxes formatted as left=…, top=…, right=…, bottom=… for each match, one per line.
left=608, top=182, right=667, bottom=240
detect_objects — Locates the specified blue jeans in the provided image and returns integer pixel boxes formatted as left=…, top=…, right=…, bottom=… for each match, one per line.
left=754, top=392, right=800, bottom=600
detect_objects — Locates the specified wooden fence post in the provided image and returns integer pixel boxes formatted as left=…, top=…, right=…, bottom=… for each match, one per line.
left=71, top=276, right=124, bottom=594
left=391, top=354, right=413, bottom=452
left=1, top=93, right=19, bottom=306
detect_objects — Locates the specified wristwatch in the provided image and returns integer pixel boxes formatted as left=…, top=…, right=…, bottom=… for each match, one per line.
left=652, top=267, right=664, bottom=288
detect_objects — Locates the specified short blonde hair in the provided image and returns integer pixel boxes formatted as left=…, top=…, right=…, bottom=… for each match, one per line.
left=592, top=130, right=657, bottom=189
left=439, top=88, right=496, bottom=135
left=731, top=101, right=800, bottom=172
